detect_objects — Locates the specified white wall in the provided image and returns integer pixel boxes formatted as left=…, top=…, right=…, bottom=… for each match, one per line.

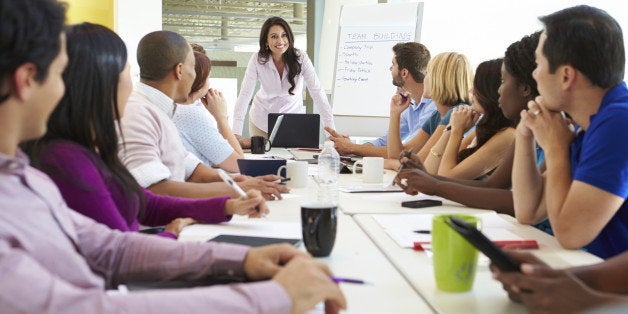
left=115, top=0, right=162, bottom=82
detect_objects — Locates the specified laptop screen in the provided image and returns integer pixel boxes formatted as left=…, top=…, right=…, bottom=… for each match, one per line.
left=268, top=113, right=320, bottom=148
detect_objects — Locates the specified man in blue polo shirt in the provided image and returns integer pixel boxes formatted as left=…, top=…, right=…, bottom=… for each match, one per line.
left=511, top=5, right=628, bottom=259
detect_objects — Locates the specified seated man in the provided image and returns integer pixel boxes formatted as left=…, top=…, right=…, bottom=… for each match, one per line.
left=0, top=1, right=345, bottom=312
left=512, top=5, right=628, bottom=258
left=327, top=42, right=435, bottom=158
left=119, top=30, right=288, bottom=200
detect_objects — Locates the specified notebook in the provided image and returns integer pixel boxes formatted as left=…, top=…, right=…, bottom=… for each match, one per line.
left=208, top=234, right=302, bottom=247
left=268, top=113, right=320, bottom=148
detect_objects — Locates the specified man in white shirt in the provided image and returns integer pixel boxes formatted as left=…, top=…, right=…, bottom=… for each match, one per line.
left=119, top=31, right=288, bottom=199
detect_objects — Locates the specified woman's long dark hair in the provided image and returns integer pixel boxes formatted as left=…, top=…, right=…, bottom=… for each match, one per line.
left=29, top=23, right=145, bottom=218
left=257, top=16, right=301, bottom=95
left=458, top=58, right=512, bottom=162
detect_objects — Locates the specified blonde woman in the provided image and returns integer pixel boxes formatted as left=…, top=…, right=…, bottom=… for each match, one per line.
left=386, top=52, right=473, bottom=168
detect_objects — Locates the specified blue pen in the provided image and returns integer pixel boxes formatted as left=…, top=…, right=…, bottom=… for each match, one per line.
left=399, top=92, right=408, bottom=102
left=216, top=169, right=261, bottom=213
left=331, top=276, right=371, bottom=285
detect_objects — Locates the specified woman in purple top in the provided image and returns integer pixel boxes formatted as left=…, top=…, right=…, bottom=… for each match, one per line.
left=26, top=23, right=268, bottom=239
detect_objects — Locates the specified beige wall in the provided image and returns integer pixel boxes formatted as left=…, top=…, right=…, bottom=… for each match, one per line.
left=66, top=0, right=114, bottom=30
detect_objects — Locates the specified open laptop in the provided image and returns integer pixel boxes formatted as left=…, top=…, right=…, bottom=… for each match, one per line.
left=268, top=113, right=320, bottom=149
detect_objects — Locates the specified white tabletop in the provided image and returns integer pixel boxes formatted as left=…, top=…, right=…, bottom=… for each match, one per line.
left=179, top=175, right=435, bottom=313
left=179, top=148, right=603, bottom=313
left=353, top=213, right=603, bottom=314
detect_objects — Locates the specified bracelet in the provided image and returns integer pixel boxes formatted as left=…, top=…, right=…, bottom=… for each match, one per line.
left=430, top=148, right=443, bottom=158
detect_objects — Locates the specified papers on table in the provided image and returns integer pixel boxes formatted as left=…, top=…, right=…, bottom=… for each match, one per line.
left=179, top=220, right=301, bottom=243
left=362, top=193, right=445, bottom=202
left=373, top=212, right=520, bottom=248
left=339, top=184, right=403, bottom=193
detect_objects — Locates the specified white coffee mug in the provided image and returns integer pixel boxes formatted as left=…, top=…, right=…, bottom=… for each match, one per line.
left=277, top=160, right=308, bottom=188
left=352, top=157, right=384, bottom=183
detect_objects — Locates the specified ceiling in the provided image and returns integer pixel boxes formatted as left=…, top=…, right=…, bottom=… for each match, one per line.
left=162, top=0, right=308, bottom=51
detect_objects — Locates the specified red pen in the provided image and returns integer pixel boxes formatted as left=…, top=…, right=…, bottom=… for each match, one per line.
left=493, top=240, right=539, bottom=250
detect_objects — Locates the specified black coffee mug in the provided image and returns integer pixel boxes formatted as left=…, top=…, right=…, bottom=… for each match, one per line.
left=251, top=136, right=271, bottom=154
left=301, top=204, right=337, bottom=257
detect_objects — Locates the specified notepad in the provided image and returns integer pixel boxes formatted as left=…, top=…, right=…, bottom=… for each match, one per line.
left=208, top=234, right=302, bottom=247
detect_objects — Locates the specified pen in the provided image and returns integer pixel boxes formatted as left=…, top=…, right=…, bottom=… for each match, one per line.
left=331, top=276, right=371, bottom=285
left=399, top=92, right=408, bottom=102
left=274, top=177, right=291, bottom=185
left=216, top=169, right=260, bottom=213
left=413, top=230, right=431, bottom=234
left=392, top=149, right=414, bottom=186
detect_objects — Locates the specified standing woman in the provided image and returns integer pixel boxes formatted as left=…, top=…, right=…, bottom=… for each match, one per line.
left=27, top=23, right=267, bottom=239
left=232, top=16, right=335, bottom=138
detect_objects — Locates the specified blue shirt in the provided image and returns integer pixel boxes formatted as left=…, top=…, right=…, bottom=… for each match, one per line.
left=370, top=98, right=436, bottom=146
left=172, top=101, right=234, bottom=167
left=569, top=82, right=628, bottom=258
left=421, top=103, right=468, bottom=135
left=532, top=146, right=554, bottom=235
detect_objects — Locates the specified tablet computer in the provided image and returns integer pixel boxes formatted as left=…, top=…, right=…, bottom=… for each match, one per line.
left=446, top=216, right=521, bottom=272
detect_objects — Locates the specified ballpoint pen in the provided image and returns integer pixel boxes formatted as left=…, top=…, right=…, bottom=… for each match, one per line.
left=330, top=276, right=372, bottom=285
left=216, top=169, right=261, bottom=213
left=392, top=149, right=414, bottom=186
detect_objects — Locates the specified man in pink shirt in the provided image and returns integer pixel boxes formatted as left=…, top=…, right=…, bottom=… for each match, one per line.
left=0, top=0, right=346, bottom=312
left=118, top=31, right=289, bottom=200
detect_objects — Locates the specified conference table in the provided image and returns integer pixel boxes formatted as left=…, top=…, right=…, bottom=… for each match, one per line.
left=179, top=149, right=602, bottom=313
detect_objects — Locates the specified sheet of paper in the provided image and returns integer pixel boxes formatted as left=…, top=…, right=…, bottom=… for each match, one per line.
left=179, top=220, right=301, bottom=242
left=373, top=212, right=520, bottom=248
left=338, top=184, right=403, bottom=193
left=277, top=193, right=302, bottom=200
left=363, top=193, right=444, bottom=202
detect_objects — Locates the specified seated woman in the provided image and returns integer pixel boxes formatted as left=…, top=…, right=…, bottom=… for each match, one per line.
left=26, top=23, right=267, bottom=239
left=386, top=52, right=473, bottom=169
left=173, top=46, right=245, bottom=173
left=395, top=32, right=541, bottom=215
left=423, top=59, right=515, bottom=180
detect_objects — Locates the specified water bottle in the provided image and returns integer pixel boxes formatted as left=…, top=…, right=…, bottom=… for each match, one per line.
left=316, top=141, right=340, bottom=206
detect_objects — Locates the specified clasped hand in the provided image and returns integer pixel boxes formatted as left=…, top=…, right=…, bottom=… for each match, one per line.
left=518, top=96, right=575, bottom=152
left=450, top=105, right=480, bottom=133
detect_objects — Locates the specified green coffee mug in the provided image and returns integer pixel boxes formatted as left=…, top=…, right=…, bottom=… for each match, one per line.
left=432, top=214, right=480, bottom=292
